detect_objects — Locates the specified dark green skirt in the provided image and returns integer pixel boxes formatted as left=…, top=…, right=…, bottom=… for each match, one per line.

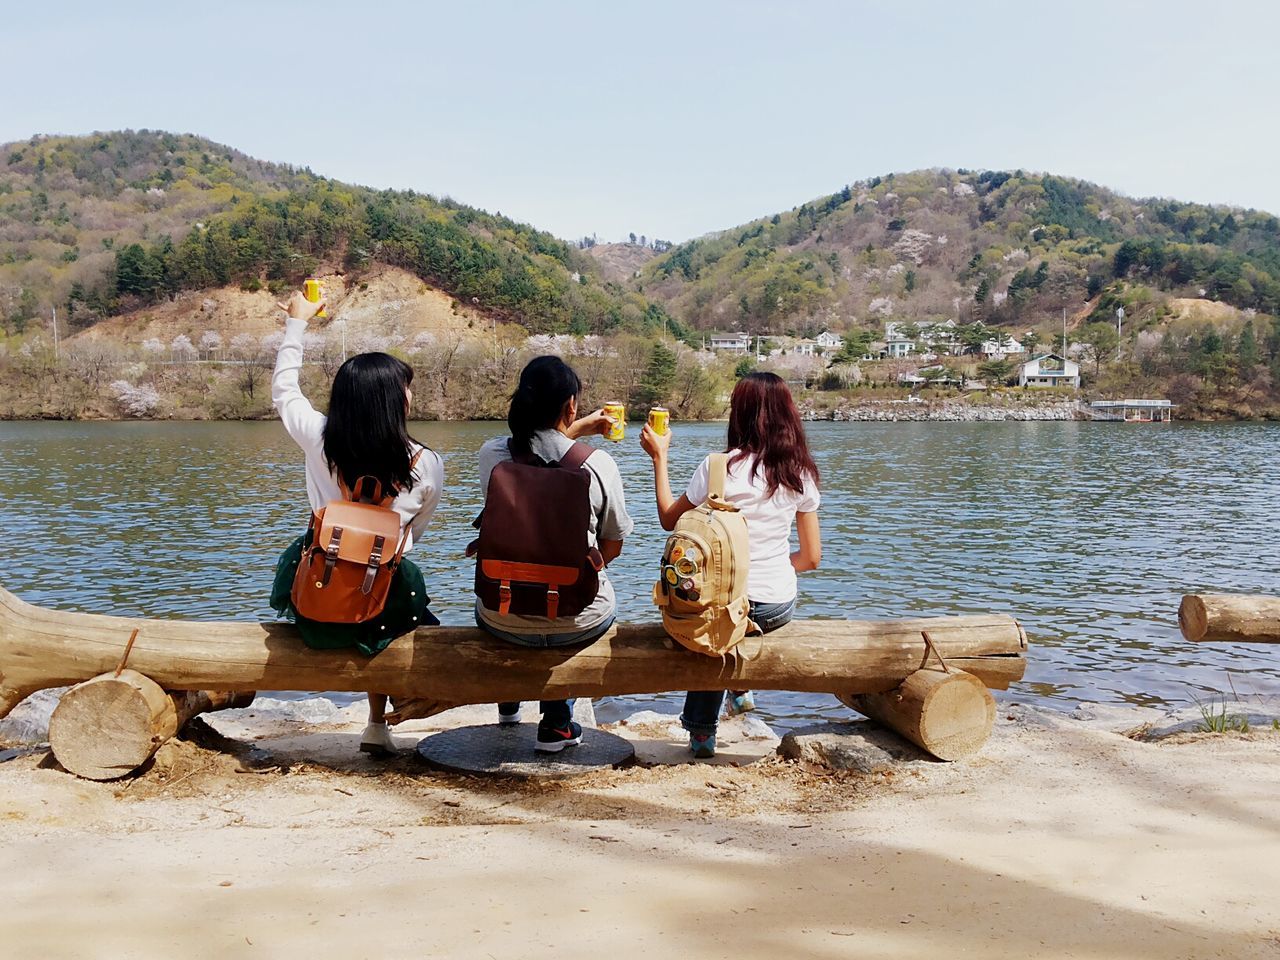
left=270, top=535, right=439, bottom=657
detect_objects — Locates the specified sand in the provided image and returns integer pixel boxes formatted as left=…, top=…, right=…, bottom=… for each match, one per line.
left=1, top=700, right=1277, bottom=960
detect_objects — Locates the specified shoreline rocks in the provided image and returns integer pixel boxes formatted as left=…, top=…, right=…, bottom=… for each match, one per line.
left=802, top=399, right=1080, bottom=422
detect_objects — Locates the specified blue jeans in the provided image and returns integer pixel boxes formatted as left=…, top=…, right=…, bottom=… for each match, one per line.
left=476, top=612, right=616, bottom=729
left=681, top=598, right=796, bottom=736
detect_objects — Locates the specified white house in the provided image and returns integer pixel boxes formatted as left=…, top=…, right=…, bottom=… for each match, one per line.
left=884, top=337, right=914, bottom=358
left=792, top=338, right=817, bottom=357
left=815, top=330, right=844, bottom=350
left=1017, top=354, right=1080, bottom=389
left=981, top=336, right=1025, bottom=359
left=708, top=332, right=751, bottom=353
left=916, top=319, right=962, bottom=354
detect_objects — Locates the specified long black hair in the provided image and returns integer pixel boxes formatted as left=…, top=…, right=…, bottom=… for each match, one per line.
left=323, top=352, right=420, bottom=495
left=508, top=355, right=581, bottom=455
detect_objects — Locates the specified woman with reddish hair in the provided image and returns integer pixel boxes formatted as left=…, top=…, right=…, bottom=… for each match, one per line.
left=640, top=371, right=822, bottom=758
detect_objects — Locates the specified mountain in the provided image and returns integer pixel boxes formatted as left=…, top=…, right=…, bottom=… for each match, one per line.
left=1, top=133, right=1276, bottom=420
left=0, top=130, right=674, bottom=337
left=630, top=169, right=1280, bottom=342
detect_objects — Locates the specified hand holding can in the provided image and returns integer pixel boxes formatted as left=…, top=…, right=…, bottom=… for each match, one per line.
left=303, top=277, right=327, bottom=318
left=602, top=402, right=625, bottom=442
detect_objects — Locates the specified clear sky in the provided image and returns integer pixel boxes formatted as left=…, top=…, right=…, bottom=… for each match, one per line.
left=5, top=0, right=1278, bottom=242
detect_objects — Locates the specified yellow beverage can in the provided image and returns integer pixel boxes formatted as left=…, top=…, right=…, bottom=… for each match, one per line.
left=303, top=277, right=327, bottom=318
left=603, top=401, right=625, bottom=442
left=648, top=406, right=669, bottom=436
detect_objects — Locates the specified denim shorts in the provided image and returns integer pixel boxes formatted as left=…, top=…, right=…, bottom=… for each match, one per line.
left=750, top=596, right=797, bottom=634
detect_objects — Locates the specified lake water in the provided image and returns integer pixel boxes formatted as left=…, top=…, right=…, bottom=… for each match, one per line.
left=2, top=419, right=1278, bottom=728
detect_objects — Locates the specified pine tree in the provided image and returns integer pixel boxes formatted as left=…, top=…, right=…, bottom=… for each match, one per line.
left=634, top=342, right=677, bottom=407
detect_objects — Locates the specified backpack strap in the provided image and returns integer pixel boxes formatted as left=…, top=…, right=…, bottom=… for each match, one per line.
left=708, top=454, right=728, bottom=499
left=337, top=447, right=429, bottom=506
left=557, top=442, right=595, bottom=472
left=706, top=453, right=737, bottom=512
left=340, top=475, right=387, bottom=505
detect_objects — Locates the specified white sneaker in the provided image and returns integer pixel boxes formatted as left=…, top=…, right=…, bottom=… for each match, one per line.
left=498, top=703, right=522, bottom=726
left=359, top=721, right=397, bottom=757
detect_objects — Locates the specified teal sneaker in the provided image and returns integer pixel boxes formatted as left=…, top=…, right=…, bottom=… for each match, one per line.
left=725, top=691, right=756, bottom=716
left=689, top=733, right=716, bottom=759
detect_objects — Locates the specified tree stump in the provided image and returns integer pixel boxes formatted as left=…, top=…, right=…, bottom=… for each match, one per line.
left=841, top=667, right=996, bottom=761
left=49, top=670, right=254, bottom=780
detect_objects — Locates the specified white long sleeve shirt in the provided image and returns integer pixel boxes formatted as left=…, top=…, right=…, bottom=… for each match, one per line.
left=271, top=317, right=444, bottom=551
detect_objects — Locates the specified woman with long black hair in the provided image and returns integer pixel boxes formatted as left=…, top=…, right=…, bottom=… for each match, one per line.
left=269, top=290, right=444, bottom=757
left=473, top=355, right=632, bottom=752
left=640, top=371, right=821, bottom=758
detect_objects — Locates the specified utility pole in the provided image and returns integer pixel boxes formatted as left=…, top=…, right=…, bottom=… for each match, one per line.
left=1061, top=307, right=1067, bottom=356
left=52, top=306, right=60, bottom=362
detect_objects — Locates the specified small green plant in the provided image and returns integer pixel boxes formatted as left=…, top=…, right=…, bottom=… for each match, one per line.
left=1196, top=697, right=1250, bottom=734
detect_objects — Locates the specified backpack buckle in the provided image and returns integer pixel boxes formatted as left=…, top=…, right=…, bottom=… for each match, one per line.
left=321, top=527, right=344, bottom=586
left=498, top=581, right=512, bottom=616
left=361, top=535, right=386, bottom=596
left=546, top=586, right=560, bottom=620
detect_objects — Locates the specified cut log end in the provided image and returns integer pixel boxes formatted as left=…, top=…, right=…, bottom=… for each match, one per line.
left=49, top=671, right=256, bottom=781
left=1178, top=595, right=1209, bottom=642
left=1179, top=593, right=1280, bottom=644
left=843, top=668, right=996, bottom=761
left=50, top=670, right=178, bottom=780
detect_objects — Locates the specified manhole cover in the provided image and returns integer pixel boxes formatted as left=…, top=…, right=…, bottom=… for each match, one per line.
left=416, top=724, right=635, bottom=778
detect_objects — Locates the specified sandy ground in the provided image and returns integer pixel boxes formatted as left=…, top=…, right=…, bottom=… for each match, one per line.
left=1, top=699, right=1277, bottom=960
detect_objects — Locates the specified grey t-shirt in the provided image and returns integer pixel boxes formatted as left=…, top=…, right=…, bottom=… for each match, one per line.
left=475, top=429, right=634, bottom=635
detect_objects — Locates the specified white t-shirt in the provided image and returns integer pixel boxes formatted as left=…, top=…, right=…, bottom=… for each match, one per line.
left=685, top=451, right=820, bottom=604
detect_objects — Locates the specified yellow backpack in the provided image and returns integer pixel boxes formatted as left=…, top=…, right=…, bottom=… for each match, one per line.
left=653, top=453, right=757, bottom=655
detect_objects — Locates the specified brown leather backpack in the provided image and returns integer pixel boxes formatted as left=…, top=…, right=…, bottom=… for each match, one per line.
left=291, top=452, right=423, bottom=624
left=472, top=440, right=604, bottom=620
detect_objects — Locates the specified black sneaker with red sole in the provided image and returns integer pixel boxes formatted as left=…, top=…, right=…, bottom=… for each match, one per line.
left=534, top=720, right=583, bottom=753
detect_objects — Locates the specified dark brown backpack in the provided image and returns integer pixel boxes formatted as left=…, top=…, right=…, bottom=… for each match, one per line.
left=472, top=440, right=604, bottom=620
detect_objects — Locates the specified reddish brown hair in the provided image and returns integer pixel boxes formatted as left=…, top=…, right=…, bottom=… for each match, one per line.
left=726, top=372, right=819, bottom=497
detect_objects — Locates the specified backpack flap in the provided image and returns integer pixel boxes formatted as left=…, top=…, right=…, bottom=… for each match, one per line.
left=314, top=501, right=405, bottom=594
left=479, top=559, right=583, bottom=618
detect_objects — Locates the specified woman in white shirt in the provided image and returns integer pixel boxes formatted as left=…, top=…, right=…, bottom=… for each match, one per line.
left=269, top=290, right=444, bottom=757
left=640, top=371, right=821, bottom=758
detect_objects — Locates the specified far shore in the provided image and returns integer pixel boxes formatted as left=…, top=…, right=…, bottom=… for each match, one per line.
left=4, top=402, right=1275, bottom=425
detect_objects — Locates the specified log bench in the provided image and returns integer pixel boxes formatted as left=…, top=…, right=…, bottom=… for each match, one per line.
left=0, top=585, right=1028, bottom=779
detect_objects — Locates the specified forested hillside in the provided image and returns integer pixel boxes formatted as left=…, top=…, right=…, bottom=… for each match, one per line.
left=636, top=169, right=1280, bottom=333
left=0, top=131, right=673, bottom=336
left=1, top=133, right=1277, bottom=419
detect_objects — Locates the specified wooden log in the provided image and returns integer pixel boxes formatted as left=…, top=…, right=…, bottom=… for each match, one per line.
left=0, top=584, right=1026, bottom=718
left=841, top=668, right=996, bottom=760
left=1179, top=594, right=1280, bottom=644
left=48, top=671, right=254, bottom=780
